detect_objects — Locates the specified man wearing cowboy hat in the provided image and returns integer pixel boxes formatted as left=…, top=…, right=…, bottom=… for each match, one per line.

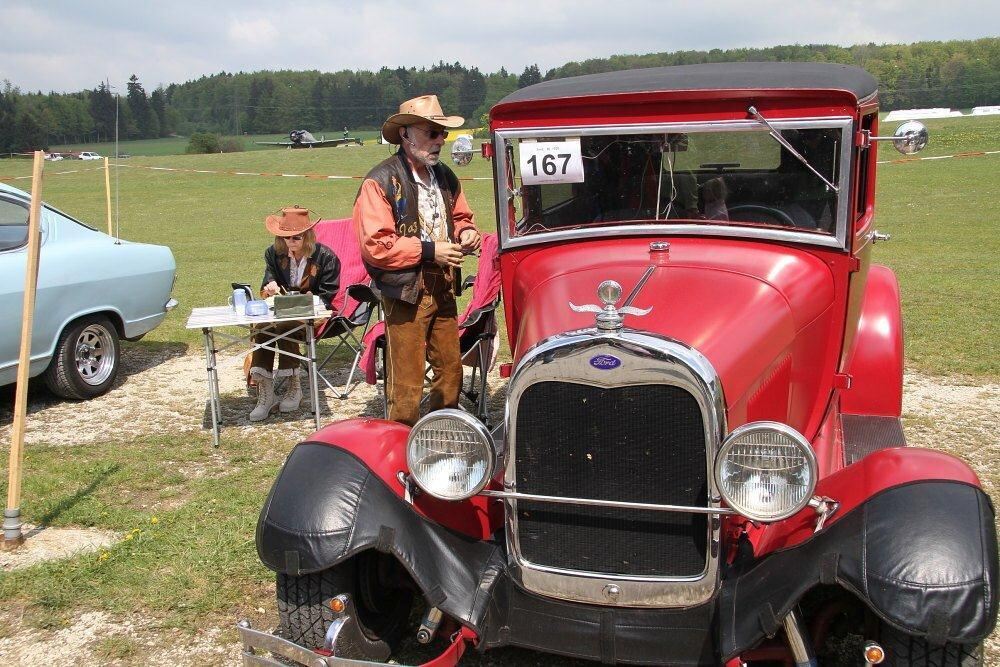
left=353, top=94, right=482, bottom=426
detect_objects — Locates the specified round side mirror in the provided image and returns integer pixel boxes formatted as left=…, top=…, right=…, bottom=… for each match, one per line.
left=451, top=134, right=475, bottom=166
left=892, top=121, right=929, bottom=155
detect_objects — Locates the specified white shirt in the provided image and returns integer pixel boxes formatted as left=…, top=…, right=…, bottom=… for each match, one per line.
left=411, top=164, right=446, bottom=242
left=289, top=254, right=307, bottom=287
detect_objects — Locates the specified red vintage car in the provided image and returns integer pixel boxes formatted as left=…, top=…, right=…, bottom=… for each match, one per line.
left=242, top=63, right=997, bottom=666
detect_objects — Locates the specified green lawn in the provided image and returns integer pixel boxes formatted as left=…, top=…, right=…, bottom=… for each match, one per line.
left=4, top=115, right=996, bottom=377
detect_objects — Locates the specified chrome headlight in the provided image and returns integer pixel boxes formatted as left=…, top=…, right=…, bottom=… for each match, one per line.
left=406, top=409, right=495, bottom=501
left=714, top=422, right=817, bottom=521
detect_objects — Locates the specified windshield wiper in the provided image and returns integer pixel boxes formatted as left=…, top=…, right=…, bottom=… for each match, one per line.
left=747, top=106, right=839, bottom=193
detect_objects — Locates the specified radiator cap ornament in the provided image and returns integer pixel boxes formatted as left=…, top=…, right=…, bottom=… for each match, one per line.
left=569, top=280, right=651, bottom=331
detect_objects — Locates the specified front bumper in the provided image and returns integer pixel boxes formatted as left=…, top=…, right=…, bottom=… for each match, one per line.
left=258, top=443, right=998, bottom=665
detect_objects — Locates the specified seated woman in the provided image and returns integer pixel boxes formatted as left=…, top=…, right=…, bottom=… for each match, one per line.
left=249, top=207, right=340, bottom=422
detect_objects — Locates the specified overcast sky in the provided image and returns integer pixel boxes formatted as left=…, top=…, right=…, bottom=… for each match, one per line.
left=2, top=0, right=997, bottom=93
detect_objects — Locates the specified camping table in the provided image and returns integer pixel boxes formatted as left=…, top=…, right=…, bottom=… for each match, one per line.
left=186, top=305, right=332, bottom=447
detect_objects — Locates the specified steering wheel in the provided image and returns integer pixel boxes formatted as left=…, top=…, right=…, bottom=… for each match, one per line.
left=727, top=204, right=797, bottom=228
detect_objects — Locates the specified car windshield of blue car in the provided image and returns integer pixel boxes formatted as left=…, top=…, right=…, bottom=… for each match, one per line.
left=505, top=125, right=844, bottom=238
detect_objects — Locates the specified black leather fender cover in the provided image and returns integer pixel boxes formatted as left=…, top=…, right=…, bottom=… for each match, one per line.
left=720, top=481, right=998, bottom=658
left=256, top=442, right=504, bottom=629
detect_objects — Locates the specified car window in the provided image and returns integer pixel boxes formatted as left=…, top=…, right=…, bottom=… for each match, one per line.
left=0, top=198, right=29, bottom=251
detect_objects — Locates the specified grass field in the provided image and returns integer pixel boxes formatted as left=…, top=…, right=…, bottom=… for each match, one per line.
left=2, top=115, right=997, bottom=376
left=0, top=114, right=997, bottom=664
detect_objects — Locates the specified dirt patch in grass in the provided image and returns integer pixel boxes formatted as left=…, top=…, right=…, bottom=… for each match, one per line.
left=0, top=610, right=236, bottom=666
left=0, top=524, right=119, bottom=573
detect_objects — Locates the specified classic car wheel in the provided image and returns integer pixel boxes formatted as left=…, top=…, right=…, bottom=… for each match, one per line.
left=43, top=315, right=120, bottom=400
left=276, top=552, right=413, bottom=659
left=878, top=622, right=982, bottom=666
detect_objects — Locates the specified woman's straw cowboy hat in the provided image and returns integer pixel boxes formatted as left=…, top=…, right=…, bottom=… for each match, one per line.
left=265, top=206, right=319, bottom=237
left=381, top=95, right=464, bottom=145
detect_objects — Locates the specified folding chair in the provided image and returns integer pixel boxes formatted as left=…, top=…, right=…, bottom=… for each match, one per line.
left=360, top=233, right=501, bottom=424
left=312, top=218, right=381, bottom=399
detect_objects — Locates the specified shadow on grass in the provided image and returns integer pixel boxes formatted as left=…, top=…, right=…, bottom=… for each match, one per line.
left=36, top=463, right=121, bottom=525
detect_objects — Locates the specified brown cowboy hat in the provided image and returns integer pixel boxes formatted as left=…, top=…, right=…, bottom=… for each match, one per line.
left=381, top=94, right=464, bottom=145
left=264, top=206, right=319, bottom=237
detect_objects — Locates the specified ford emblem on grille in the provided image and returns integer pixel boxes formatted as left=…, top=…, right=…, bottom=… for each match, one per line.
left=590, top=354, right=621, bottom=370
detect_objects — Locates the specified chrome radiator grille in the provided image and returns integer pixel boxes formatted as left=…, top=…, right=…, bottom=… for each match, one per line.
left=514, top=381, right=708, bottom=577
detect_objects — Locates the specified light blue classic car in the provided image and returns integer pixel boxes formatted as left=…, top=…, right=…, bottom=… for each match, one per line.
left=0, top=182, right=177, bottom=399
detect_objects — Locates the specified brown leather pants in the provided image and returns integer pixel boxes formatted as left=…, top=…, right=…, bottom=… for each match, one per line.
left=382, top=265, right=461, bottom=426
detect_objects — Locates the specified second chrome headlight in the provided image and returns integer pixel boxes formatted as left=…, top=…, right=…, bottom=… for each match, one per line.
left=406, top=409, right=495, bottom=501
left=714, top=421, right=817, bottom=521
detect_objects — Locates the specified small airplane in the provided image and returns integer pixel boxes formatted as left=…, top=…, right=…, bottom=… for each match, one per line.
left=254, top=130, right=363, bottom=149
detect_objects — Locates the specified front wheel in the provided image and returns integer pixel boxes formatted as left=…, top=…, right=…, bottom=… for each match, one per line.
left=43, top=315, right=120, bottom=399
left=276, top=552, right=414, bottom=660
left=878, top=622, right=982, bottom=666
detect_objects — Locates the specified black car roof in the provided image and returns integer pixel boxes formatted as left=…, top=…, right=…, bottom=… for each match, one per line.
left=498, top=62, right=878, bottom=105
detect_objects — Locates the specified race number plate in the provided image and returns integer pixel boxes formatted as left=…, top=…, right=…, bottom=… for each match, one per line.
left=519, top=138, right=584, bottom=185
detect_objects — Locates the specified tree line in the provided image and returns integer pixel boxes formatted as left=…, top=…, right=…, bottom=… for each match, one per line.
left=1, top=38, right=997, bottom=154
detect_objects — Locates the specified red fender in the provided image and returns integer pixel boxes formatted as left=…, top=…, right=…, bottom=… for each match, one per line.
left=751, top=447, right=981, bottom=554
left=310, top=418, right=502, bottom=540
left=840, top=264, right=903, bottom=416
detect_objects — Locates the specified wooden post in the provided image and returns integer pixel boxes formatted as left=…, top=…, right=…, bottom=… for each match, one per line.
left=3, top=151, right=45, bottom=550
left=104, top=157, right=113, bottom=235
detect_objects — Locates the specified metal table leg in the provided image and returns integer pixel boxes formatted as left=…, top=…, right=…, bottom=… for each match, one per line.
left=306, top=321, right=321, bottom=431
left=202, top=327, right=221, bottom=447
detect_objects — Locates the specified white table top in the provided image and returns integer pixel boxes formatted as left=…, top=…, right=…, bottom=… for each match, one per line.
left=185, top=305, right=333, bottom=329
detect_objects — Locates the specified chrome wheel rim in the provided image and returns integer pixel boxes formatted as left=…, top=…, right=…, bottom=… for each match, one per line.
left=74, top=324, right=116, bottom=386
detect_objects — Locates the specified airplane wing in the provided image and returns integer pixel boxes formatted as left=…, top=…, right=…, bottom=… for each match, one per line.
left=299, top=138, right=363, bottom=148
left=254, top=140, right=294, bottom=146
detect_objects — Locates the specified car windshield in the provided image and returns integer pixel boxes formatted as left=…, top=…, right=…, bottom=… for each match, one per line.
left=502, top=123, right=846, bottom=240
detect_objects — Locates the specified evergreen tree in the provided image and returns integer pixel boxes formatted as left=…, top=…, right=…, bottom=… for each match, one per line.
left=0, top=83, right=17, bottom=154
left=518, top=64, right=542, bottom=88
left=150, top=87, right=170, bottom=137
left=89, top=82, right=117, bottom=142
left=126, top=74, right=155, bottom=138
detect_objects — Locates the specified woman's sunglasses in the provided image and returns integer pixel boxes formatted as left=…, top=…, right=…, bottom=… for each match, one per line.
left=285, top=235, right=303, bottom=241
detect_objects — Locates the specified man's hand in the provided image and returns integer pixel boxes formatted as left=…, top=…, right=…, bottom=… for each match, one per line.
left=459, top=228, right=482, bottom=253
left=262, top=281, right=281, bottom=297
left=434, top=242, right=464, bottom=268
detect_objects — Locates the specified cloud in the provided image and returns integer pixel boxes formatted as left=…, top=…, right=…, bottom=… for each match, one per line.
left=226, top=18, right=279, bottom=48
left=0, top=0, right=997, bottom=93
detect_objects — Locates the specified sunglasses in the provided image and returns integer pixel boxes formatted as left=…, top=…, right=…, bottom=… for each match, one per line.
left=414, top=126, right=449, bottom=140
left=285, top=235, right=303, bottom=241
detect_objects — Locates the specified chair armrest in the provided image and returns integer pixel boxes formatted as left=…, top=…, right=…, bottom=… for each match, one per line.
left=346, top=283, right=381, bottom=305
left=459, top=297, right=500, bottom=330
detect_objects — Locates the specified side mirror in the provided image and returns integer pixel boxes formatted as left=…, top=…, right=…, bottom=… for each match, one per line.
left=867, top=120, right=929, bottom=155
left=451, top=134, right=475, bottom=166
left=890, top=121, right=929, bottom=155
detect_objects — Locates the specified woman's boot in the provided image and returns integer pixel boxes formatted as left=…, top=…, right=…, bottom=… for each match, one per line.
left=279, top=372, right=303, bottom=413
left=249, top=369, right=277, bottom=422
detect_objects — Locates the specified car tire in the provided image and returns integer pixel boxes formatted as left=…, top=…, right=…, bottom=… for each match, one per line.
left=878, top=622, right=982, bottom=666
left=43, top=315, right=120, bottom=400
left=276, top=552, right=413, bottom=659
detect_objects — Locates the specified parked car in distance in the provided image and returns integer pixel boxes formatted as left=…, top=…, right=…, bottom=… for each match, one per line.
left=44, top=153, right=64, bottom=161
left=78, top=151, right=102, bottom=160
left=0, top=182, right=177, bottom=399
left=247, top=63, right=997, bottom=667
